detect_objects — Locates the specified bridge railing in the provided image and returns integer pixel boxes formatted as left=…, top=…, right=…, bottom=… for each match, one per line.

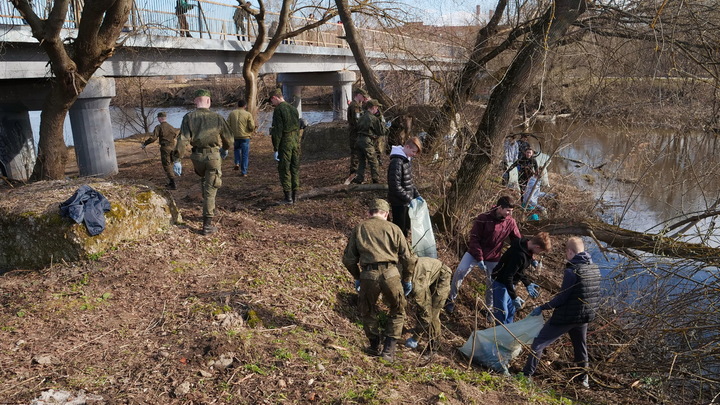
left=0, top=0, right=464, bottom=60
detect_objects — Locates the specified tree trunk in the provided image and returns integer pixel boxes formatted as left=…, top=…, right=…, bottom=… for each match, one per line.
left=33, top=83, right=77, bottom=180
left=334, top=0, right=392, bottom=108
left=424, top=0, right=508, bottom=150
left=540, top=218, right=720, bottom=266
left=433, top=0, right=588, bottom=233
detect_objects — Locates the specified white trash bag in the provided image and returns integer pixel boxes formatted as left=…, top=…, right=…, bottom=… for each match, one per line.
left=408, top=197, right=437, bottom=258
left=458, top=315, right=545, bottom=374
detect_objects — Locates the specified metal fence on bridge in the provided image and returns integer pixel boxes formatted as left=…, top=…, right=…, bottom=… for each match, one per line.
left=0, top=0, right=463, bottom=59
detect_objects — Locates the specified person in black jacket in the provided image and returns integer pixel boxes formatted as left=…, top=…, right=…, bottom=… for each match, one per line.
left=491, top=232, right=551, bottom=324
left=387, top=136, right=422, bottom=236
left=522, top=236, right=601, bottom=388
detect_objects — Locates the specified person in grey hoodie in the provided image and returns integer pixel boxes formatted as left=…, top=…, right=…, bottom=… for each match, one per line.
left=387, top=137, right=423, bottom=236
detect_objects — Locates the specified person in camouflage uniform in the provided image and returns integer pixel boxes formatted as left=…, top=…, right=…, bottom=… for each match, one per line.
left=347, top=88, right=369, bottom=177
left=269, top=88, right=301, bottom=204
left=342, top=198, right=417, bottom=361
left=173, top=89, right=232, bottom=235
left=404, top=257, right=452, bottom=352
left=142, top=111, right=179, bottom=190
left=352, top=99, right=386, bottom=184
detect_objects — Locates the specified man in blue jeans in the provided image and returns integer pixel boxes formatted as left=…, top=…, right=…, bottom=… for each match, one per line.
left=228, top=99, right=255, bottom=176
left=444, top=196, right=521, bottom=314
left=522, top=237, right=601, bottom=388
left=490, top=232, right=550, bottom=324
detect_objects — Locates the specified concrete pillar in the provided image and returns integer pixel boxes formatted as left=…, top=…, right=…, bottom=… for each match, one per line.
left=278, top=71, right=357, bottom=121
left=283, top=84, right=303, bottom=117
left=69, top=77, right=118, bottom=177
left=0, top=108, right=36, bottom=181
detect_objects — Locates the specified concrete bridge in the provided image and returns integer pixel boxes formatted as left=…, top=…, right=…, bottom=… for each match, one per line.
left=0, top=1, right=463, bottom=181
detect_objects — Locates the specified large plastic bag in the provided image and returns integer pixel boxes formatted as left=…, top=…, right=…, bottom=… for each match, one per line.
left=408, top=198, right=437, bottom=258
left=458, top=315, right=545, bottom=374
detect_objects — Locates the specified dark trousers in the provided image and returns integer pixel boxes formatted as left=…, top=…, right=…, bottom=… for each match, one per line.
left=391, top=204, right=410, bottom=237
left=523, top=322, right=588, bottom=376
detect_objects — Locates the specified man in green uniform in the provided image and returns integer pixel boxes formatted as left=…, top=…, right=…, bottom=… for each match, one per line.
left=269, top=88, right=301, bottom=204
left=142, top=111, right=179, bottom=190
left=404, top=257, right=452, bottom=352
left=347, top=88, right=369, bottom=178
left=352, top=100, right=386, bottom=184
left=173, top=89, right=232, bottom=235
left=342, top=199, right=417, bottom=361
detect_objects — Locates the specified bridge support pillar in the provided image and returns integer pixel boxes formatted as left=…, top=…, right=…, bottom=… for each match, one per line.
left=278, top=71, right=357, bottom=121
left=282, top=84, right=303, bottom=117
left=0, top=108, right=36, bottom=181
left=69, top=77, right=118, bottom=177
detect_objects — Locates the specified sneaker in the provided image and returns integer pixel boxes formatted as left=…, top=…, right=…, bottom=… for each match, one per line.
left=580, top=375, right=590, bottom=389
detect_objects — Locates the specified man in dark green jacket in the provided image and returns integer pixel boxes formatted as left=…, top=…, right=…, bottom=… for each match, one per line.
left=269, top=88, right=301, bottom=204
left=173, top=89, right=232, bottom=235
left=342, top=199, right=417, bottom=361
left=352, top=99, right=386, bottom=185
left=142, top=111, right=179, bottom=190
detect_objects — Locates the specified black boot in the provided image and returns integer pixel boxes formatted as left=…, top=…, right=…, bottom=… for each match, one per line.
left=381, top=337, right=397, bottom=362
left=279, top=190, right=294, bottom=205
left=291, top=190, right=297, bottom=203
left=167, top=179, right=177, bottom=190
left=366, top=336, right=382, bottom=356
left=202, top=217, right=217, bottom=235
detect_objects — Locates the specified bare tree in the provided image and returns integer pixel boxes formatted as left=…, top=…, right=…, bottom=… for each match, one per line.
left=432, top=0, right=589, bottom=233
left=241, top=1, right=338, bottom=114
left=9, top=0, right=133, bottom=180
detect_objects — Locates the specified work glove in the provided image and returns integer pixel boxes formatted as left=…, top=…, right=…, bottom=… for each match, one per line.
left=416, top=196, right=425, bottom=203
left=354, top=279, right=361, bottom=292
left=385, top=121, right=392, bottom=128
left=477, top=260, right=487, bottom=272
left=526, top=283, right=540, bottom=298
left=141, top=144, right=146, bottom=150
left=531, top=260, right=540, bottom=268
left=173, top=161, right=182, bottom=176
left=530, top=307, right=543, bottom=317
left=220, top=148, right=228, bottom=159
left=402, top=281, right=413, bottom=296
left=274, top=151, right=280, bottom=161
left=409, top=200, right=415, bottom=209
left=405, top=337, right=418, bottom=349
left=513, top=297, right=525, bottom=310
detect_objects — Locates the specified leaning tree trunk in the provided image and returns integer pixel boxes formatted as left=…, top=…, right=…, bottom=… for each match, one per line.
left=433, top=0, right=588, bottom=233
left=335, top=0, right=392, bottom=107
left=424, top=0, right=508, bottom=150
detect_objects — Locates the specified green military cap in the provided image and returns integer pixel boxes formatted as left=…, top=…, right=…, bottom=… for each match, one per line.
left=365, top=99, right=382, bottom=108
left=369, top=198, right=390, bottom=212
left=354, top=88, right=369, bottom=97
left=271, top=88, right=284, bottom=98
left=157, top=111, right=167, bottom=118
left=194, top=89, right=212, bottom=98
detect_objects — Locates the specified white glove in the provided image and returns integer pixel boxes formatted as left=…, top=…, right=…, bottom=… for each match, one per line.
left=173, top=161, right=182, bottom=176
left=274, top=151, right=280, bottom=161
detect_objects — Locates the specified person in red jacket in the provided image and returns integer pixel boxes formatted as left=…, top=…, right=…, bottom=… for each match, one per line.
left=444, top=196, right=521, bottom=314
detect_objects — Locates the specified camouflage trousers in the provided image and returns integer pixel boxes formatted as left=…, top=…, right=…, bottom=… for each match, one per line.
left=354, top=135, right=380, bottom=183
left=278, top=131, right=300, bottom=192
left=358, top=263, right=406, bottom=340
left=160, top=145, right=175, bottom=181
left=190, top=148, right=222, bottom=218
